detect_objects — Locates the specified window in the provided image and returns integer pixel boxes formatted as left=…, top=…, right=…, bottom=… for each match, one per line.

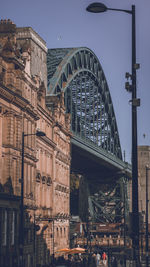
left=57, top=227, right=59, bottom=237
left=2, top=210, right=7, bottom=246
left=10, top=211, right=15, bottom=245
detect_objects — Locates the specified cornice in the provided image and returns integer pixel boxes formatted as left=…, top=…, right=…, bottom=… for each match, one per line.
left=0, top=82, right=39, bottom=120
left=16, top=27, right=47, bottom=53
left=53, top=121, right=72, bottom=138
left=38, top=135, right=56, bottom=149
left=56, top=150, right=71, bottom=165
left=37, top=103, right=53, bottom=123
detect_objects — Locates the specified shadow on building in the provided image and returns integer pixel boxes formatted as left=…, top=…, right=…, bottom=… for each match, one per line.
left=0, top=177, right=55, bottom=267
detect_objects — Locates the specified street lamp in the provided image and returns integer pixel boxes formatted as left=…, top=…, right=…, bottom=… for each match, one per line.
left=86, top=2, right=140, bottom=266
left=145, top=165, right=150, bottom=267
left=48, top=218, right=55, bottom=261
left=20, top=130, right=46, bottom=267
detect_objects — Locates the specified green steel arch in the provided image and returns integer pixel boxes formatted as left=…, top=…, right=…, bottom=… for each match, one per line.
left=47, top=47, right=122, bottom=160
left=47, top=47, right=131, bottom=224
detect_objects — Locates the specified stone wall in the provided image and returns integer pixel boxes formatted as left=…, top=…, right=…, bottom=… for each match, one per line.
left=138, top=146, right=150, bottom=223
left=16, top=27, right=47, bottom=88
left=0, top=19, right=71, bottom=267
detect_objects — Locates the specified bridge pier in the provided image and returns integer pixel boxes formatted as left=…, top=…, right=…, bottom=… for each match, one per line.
left=79, top=173, right=129, bottom=225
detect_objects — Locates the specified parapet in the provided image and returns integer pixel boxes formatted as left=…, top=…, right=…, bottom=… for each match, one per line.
left=0, top=19, right=16, bottom=35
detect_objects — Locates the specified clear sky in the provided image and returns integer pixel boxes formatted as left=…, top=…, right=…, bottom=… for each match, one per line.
left=1, top=0, right=150, bottom=163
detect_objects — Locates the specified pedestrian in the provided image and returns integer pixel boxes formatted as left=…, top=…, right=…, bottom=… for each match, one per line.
left=102, top=251, right=107, bottom=266
left=112, top=256, right=117, bottom=267
left=91, top=254, right=97, bottom=267
left=96, top=252, right=101, bottom=266
left=120, top=259, right=123, bottom=266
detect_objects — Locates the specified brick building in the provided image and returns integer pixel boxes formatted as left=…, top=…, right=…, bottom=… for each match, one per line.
left=138, top=146, right=150, bottom=223
left=0, top=19, right=71, bottom=267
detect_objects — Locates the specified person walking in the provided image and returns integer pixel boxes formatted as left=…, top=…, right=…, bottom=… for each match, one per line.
left=96, top=252, right=101, bottom=266
left=112, top=256, right=117, bottom=267
left=102, top=251, right=107, bottom=266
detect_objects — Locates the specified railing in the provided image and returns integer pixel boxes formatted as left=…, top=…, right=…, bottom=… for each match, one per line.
left=75, top=236, right=132, bottom=248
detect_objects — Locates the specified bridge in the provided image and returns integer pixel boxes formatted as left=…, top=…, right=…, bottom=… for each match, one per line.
left=47, top=47, right=131, bottom=224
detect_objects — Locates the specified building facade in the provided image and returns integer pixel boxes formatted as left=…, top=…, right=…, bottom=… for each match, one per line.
left=138, top=146, right=150, bottom=223
left=0, top=19, right=71, bottom=267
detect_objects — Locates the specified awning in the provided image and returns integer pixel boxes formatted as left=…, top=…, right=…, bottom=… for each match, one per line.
left=56, top=247, right=85, bottom=254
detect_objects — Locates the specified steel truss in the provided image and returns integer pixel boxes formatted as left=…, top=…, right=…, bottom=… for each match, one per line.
left=47, top=47, right=122, bottom=159
left=47, top=47, right=130, bottom=223
left=79, top=175, right=129, bottom=224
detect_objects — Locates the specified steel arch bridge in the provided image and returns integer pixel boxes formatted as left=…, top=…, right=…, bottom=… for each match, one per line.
left=47, top=47, right=131, bottom=223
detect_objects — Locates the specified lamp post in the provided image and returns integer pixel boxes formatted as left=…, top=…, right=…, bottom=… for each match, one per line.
left=146, top=166, right=150, bottom=267
left=86, top=2, right=140, bottom=266
left=123, top=177, right=127, bottom=267
left=50, top=219, right=55, bottom=262
left=20, top=130, right=46, bottom=267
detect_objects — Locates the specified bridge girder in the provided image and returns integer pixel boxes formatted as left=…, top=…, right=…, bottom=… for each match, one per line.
left=47, top=47, right=131, bottom=223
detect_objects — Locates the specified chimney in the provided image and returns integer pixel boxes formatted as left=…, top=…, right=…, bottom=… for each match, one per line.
left=0, top=19, right=16, bottom=35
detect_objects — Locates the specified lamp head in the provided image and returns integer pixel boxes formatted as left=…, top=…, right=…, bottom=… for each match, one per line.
left=86, top=2, right=107, bottom=13
left=36, top=131, right=46, bottom=137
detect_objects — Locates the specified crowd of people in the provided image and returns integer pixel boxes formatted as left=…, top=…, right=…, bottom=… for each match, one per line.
left=49, top=251, right=113, bottom=267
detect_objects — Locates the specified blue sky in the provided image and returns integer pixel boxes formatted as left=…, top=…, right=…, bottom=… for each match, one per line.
left=1, top=0, right=150, bottom=163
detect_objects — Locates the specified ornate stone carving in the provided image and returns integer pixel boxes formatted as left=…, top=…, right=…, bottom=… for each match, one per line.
left=42, top=175, right=46, bottom=184
left=25, top=192, right=34, bottom=200
left=0, top=37, right=24, bottom=70
left=55, top=183, right=69, bottom=194
left=56, top=150, right=70, bottom=165
left=47, top=176, right=52, bottom=186
left=37, top=81, right=46, bottom=101
left=36, top=172, right=41, bottom=182
left=3, top=176, right=14, bottom=194
left=0, top=68, right=5, bottom=83
left=65, top=113, right=71, bottom=130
